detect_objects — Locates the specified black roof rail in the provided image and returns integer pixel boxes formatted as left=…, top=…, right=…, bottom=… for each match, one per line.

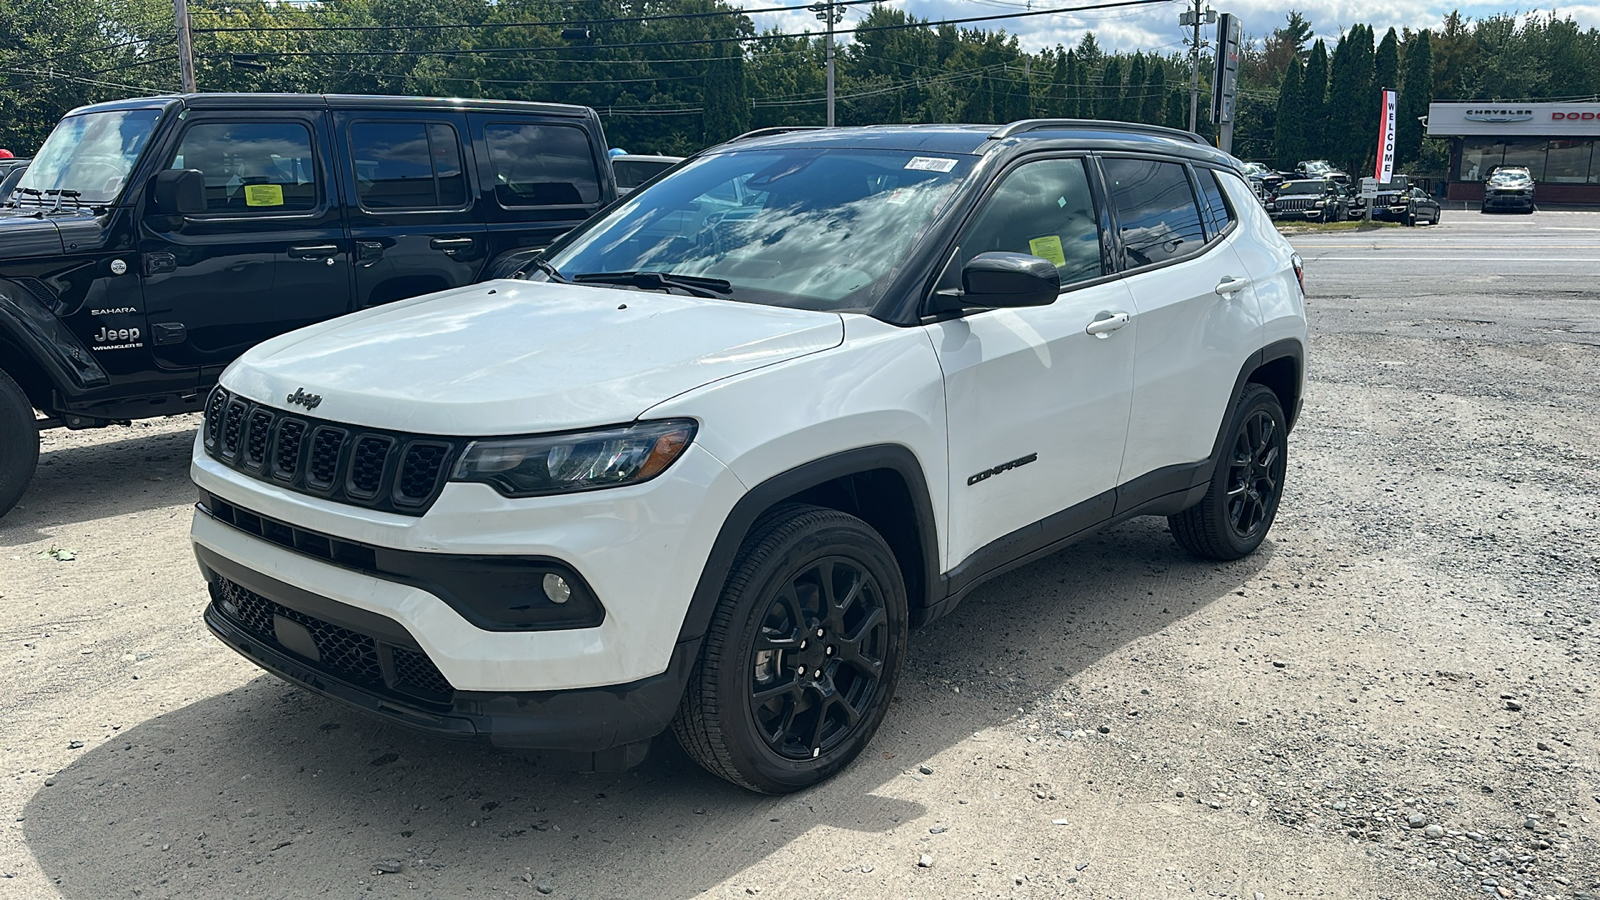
left=989, top=118, right=1208, bottom=145
left=725, top=125, right=828, bottom=143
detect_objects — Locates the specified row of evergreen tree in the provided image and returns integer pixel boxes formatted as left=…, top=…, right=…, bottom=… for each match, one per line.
left=4, top=2, right=1599, bottom=170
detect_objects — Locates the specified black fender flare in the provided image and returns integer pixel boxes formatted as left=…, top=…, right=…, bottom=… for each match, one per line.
left=0, top=279, right=108, bottom=395
left=674, top=444, right=941, bottom=644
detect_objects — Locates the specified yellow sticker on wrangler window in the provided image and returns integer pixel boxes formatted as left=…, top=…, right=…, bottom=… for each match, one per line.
left=244, top=184, right=284, bottom=207
left=1028, top=235, right=1066, bottom=267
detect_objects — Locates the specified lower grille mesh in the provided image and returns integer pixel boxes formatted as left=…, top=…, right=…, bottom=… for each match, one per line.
left=213, top=576, right=452, bottom=700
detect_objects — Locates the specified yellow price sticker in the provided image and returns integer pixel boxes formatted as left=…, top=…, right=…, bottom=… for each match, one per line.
left=1028, top=235, right=1066, bottom=267
left=244, top=184, right=284, bottom=207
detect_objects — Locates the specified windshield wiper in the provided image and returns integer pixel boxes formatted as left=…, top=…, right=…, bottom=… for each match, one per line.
left=527, top=257, right=569, bottom=283
left=571, top=270, right=733, bottom=299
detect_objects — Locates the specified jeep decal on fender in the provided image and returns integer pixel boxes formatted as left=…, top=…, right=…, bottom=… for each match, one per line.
left=92, top=325, right=143, bottom=350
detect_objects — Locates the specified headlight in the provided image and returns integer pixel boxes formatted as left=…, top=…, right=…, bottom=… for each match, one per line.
left=451, top=419, right=697, bottom=497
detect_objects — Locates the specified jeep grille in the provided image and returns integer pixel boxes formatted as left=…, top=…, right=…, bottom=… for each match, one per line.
left=201, top=386, right=461, bottom=515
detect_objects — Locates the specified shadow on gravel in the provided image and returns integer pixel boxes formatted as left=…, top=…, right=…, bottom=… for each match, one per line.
left=0, top=424, right=197, bottom=544
left=23, top=518, right=1268, bottom=898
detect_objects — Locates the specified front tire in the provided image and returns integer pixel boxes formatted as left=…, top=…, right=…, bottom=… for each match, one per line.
left=0, top=369, right=40, bottom=518
left=673, top=504, right=908, bottom=793
left=1169, top=383, right=1288, bottom=561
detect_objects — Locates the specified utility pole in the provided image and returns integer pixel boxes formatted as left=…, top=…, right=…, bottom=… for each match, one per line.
left=175, top=0, right=197, bottom=93
left=812, top=0, right=843, bottom=126
left=1179, top=0, right=1215, bottom=132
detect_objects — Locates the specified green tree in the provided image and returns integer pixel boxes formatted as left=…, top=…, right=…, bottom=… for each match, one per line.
left=1263, top=11, right=1314, bottom=76
left=1398, top=30, right=1432, bottom=165
left=1141, top=59, right=1166, bottom=125
left=1098, top=56, right=1122, bottom=121
left=1375, top=27, right=1400, bottom=95
left=1301, top=39, right=1330, bottom=159
left=1274, top=57, right=1306, bottom=169
left=1124, top=53, right=1146, bottom=122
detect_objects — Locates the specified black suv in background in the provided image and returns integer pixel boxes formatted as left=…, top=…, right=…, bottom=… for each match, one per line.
left=0, top=93, right=617, bottom=517
left=1266, top=178, right=1352, bottom=222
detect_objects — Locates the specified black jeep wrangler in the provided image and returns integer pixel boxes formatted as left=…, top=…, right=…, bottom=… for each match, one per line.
left=0, top=93, right=617, bottom=517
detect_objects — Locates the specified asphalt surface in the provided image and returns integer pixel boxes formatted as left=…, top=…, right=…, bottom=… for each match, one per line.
left=2, top=209, right=1598, bottom=899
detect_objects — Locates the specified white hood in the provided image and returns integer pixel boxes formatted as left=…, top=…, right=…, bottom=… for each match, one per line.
left=222, top=280, right=844, bottom=435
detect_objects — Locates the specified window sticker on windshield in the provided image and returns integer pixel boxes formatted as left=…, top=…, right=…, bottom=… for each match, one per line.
left=245, top=184, right=284, bottom=207
left=885, top=188, right=913, bottom=205
left=904, top=157, right=957, bottom=173
left=1028, top=236, right=1066, bottom=266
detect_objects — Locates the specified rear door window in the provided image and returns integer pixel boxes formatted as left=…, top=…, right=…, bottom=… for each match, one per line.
left=483, top=122, right=601, bottom=207
left=349, top=121, right=467, bottom=210
left=1100, top=157, right=1207, bottom=269
left=170, top=122, right=319, bottom=213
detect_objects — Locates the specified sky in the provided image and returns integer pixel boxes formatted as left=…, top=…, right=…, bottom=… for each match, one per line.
left=735, top=0, right=1600, bottom=55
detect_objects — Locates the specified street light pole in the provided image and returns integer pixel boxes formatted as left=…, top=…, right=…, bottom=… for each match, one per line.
left=175, top=0, right=197, bottom=92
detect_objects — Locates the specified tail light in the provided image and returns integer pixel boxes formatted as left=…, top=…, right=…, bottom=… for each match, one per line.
left=1290, top=252, right=1305, bottom=295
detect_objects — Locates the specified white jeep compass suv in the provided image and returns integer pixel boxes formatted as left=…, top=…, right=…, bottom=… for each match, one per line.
left=190, top=120, right=1307, bottom=794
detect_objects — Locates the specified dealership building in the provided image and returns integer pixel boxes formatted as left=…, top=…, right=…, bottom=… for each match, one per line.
left=1427, top=101, right=1600, bottom=204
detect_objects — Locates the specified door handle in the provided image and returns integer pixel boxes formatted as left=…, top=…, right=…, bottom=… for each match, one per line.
left=1215, top=276, right=1250, bottom=297
left=1085, top=310, right=1130, bottom=337
left=430, top=237, right=475, bottom=252
left=289, top=244, right=340, bottom=261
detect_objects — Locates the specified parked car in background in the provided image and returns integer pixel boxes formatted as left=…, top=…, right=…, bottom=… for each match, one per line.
left=0, top=157, right=28, bottom=180
left=1296, top=159, right=1350, bottom=186
left=0, top=92, right=617, bottom=518
left=1372, top=185, right=1441, bottom=226
left=1481, top=166, right=1535, bottom=213
left=611, top=153, right=683, bottom=194
left=1240, top=161, right=1273, bottom=197
left=0, top=163, right=27, bottom=200
left=189, top=118, right=1306, bottom=793
left=1266, top=178, right=1351, bottom=222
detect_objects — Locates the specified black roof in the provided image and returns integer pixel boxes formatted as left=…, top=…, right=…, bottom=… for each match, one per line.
left=65, top=93, right=597, bottom=119
left=712, top=119, right=1238, bottom=169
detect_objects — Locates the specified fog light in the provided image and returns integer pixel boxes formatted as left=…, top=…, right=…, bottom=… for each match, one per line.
left=542, top=573, right=571, bottom=604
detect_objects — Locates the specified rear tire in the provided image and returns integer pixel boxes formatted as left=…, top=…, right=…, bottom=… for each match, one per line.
left=1169, top=383, right=1288, bottom=561
left=0, top=369, right=40, bottom=518
left=673, top=504, right=908, bottom=793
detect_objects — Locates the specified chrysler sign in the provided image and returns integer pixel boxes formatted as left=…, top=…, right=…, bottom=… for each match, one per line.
left=1429, top=101, right=1600, bottom=136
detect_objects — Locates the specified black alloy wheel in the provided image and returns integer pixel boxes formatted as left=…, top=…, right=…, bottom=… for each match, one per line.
left=674, top=504, right=908, bottom=793
left=1169, top=383, right=1289, bottom=561
left=747, top=555, right=890, bottom=761
left=0, top=369, right=39, bottom=518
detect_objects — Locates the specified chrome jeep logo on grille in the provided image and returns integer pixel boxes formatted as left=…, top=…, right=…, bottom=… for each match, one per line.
left=286, top=388, right=323, bottom=410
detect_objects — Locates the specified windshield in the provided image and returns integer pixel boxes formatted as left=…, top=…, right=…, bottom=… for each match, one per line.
left=1241, top=162, right=1271, bottom=177
left=1488, top=169, right=1532, bottom=186
left=544, top=147, right=973, bottom=313
left=15, top=108, right=162, bottom=206
left=1277, top=180, right=1325, bottom=194
left=1300, top=161, right=1334, bottom=176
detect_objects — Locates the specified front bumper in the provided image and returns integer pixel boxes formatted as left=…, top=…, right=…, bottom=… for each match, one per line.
left=199, top=540, right=698, bottom=751
left=1482, top=193, right=1534, bottom=210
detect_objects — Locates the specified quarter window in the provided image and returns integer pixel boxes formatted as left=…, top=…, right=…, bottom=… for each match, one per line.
left=954, top=158, right=1103, bottom=286
left=1101, top=158, right=1207, bottom=269
left=1197, top=169, right=1234, bottom=239
left=483, top=122, right=601, bottom=207
left=169, top=122, right=318, bottom=213
left=349, top=122, right=467, bottom=209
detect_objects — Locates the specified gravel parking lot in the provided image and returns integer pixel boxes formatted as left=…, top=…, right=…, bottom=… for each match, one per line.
left=3, top=210, right=1598, bottom=899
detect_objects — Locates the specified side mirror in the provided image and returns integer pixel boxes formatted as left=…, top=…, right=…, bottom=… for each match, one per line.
left=150, top=169, right=205, bottom=216
left=960, top=252, right=1061, bottom=308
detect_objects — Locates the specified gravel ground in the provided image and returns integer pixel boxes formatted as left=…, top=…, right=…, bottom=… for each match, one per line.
left=2, top=211, right=1598, bottom=898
